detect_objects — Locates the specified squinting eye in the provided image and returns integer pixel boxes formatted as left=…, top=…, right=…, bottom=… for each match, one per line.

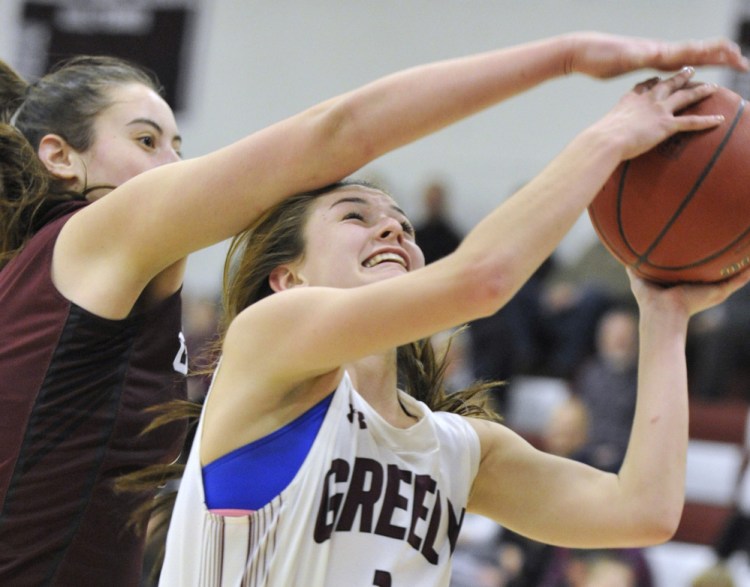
left=401, top=221, right=415, bottom=235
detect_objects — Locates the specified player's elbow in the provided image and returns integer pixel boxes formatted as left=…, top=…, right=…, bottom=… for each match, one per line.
left=632, top=502, right=683, bottom=546
left=641, top=518, right=679, bottom=546
left=453, top=256, right=518, bottom=319
left=312, top=98, right=378, bottom=175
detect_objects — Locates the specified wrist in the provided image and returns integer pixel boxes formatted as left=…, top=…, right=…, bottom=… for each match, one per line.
left=570, top=123, right=627, bottom=169
left=557, top=32, right=581, bottom=76
left=639, top=301, right=690, bottom=340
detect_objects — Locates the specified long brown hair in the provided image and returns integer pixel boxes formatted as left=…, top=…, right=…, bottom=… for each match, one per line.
left=0, top=55, right=162, bottom=269
left=220, top=179, right=501, bottom=419
left=119, top=180, right=502, bottom=581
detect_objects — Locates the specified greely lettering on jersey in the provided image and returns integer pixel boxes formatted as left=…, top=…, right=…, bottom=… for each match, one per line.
left=314, top=456, right=465, bottom=564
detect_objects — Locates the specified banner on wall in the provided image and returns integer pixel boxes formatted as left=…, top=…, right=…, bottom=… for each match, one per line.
left=15, top=0, right=197, bottom=112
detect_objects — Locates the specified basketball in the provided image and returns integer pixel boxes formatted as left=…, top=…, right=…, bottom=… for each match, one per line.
left=588, top=85, right=750, bottom=284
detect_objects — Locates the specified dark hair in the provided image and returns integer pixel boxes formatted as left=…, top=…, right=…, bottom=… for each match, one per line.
left=0, top=56, right=163, bottom=268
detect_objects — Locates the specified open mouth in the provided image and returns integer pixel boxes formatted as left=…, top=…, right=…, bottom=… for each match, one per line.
left=363, top=251, right=408, bottom=269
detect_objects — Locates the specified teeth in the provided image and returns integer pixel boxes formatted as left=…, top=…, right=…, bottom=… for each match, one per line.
left=364, top=252, right=406, bottom=268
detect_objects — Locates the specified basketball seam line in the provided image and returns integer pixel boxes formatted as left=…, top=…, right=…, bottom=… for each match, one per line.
left=619, top=99, right=746, bottom=268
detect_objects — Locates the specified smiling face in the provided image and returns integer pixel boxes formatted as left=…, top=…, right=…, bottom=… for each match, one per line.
left=289, top=186, right=425, bottom=289
left=74, top=82, right=182, bottom=198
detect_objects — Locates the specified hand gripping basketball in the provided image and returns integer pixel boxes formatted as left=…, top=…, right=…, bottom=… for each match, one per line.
left=589, top=84, right=750, bottom=284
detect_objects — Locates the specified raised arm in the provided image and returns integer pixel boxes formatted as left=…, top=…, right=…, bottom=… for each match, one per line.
left=466, top=269, right=750, bottom=547
left=55, top=34, right=747, bottom=316
left=220, top=69, right=727, bottom=392
left=123, top=35, right=749, bottom=254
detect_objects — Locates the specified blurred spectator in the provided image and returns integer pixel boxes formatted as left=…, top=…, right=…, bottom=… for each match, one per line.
left=539, top=549, right=650, bottom=587
left=468, top=258, right=552, bottom=412
left=493, top=527, right=554, bottom=587
left=413, top=180, right=463, bottom=264
left=536, top=238, right=631, bottom=380
left=449, top=513, right=504, bottom=587
left=543, top=395, right=590, bottom=461
left=549, top=239, right=632, bottom=301
left=466, top=246, right=621, bottom=400
left=579, top=551, right=637, bottom=587
left=690, top=563, right=736, bottom=587
left=688, top=284, right=750, bottom=401
left=537, top=278, right=615, bottom=380
left=715, top=510, right=750, bottom=569
left=571, top=306, right=639, bottom=473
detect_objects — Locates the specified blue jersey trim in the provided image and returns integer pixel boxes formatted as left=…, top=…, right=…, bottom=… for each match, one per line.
left=202, top=392, right=334, bottom=510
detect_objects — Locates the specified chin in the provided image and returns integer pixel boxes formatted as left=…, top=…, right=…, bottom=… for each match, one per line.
left=364, top=267, right=407, bottom=282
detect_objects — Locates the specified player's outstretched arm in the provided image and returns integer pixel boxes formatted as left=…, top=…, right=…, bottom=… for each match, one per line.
left=467, top=269, right=750, bottom=548
left=57, top=33, right=748, bottom=314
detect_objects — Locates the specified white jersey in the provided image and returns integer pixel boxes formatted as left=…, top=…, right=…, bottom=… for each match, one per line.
left=159, top=371, right=481, bottom=587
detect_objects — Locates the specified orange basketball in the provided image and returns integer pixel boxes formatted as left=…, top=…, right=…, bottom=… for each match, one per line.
left=588, top=85, right=750, bottom=284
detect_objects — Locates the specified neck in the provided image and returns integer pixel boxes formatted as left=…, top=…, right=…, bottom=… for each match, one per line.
left=345, top=351, right=417, bottom=428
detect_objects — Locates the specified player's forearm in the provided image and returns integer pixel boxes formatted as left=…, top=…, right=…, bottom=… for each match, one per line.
left=437, top=125, right=622, bottom=320
left=617, top=307, right=690, bottom=543
left=330, top=35, right=571, bottom=161
left=152, top=36, right=575, bottom=254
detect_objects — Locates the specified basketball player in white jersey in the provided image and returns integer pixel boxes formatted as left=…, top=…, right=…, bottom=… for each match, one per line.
left=160, top=62, right=750, bottom=587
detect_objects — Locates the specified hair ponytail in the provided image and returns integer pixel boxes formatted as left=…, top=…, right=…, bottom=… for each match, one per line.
left=0, top=60, right=27, bottom=124
left=0, top=124, right=53, bottom=268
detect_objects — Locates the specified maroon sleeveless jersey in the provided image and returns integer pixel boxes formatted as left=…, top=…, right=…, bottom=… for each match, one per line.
left=0, top=201, right=188, bottom=586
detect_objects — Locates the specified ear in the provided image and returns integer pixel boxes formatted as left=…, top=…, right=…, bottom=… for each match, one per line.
left=37, top=134, right=86, bottom=187
left=269, top=265, right=308, bottom=292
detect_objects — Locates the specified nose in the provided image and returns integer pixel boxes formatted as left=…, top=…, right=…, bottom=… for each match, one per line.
left=377, top=217, right=404, bottom=242
left=164, top=148, right=181, bottom=164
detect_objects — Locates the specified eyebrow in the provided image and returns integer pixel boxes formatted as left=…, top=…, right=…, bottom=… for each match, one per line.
left=127, top=117, right=183, bottom=145
left=330, top=195, right=406, bottom=217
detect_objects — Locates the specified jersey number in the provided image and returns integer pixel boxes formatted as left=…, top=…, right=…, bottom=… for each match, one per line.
left=173, top=331, right=188, bottom=375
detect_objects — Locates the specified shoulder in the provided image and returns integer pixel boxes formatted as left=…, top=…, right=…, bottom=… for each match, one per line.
left=1, top=200, right=86, bottom=279
left=224, top=285, right=356, bottom=362
left=225, top=287, right=334, bottom=345
left=464, top=416, right=536, bottom=465
left=432, top=409, right=480, bottom=443
left=25, top=199, right=88, bottom=249
left=39, top=198, right=88, bottom=226
left=429, top=411, right=483, bottom=474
